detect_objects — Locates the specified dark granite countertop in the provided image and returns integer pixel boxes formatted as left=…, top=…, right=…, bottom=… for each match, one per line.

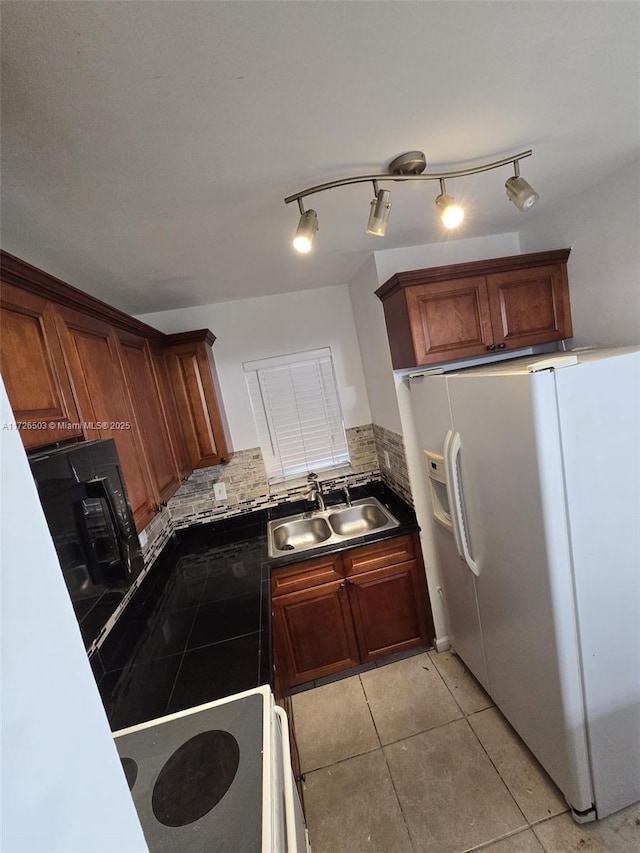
left=93, top=482, right=417, bottom=730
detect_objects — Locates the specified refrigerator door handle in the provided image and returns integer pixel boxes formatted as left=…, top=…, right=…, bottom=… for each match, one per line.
left=443, top=431, right=464, bottom=559
left=445, top=430, right=480, bottom=577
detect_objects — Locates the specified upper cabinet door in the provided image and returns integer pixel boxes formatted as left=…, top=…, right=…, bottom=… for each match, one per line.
left=165, top=331, right=233, bottom=469
left=405, top=276, right=494, bottom=366
left=0, top=282, right=82, bottom=448
left=117, top=331, right=181, bottom=506
left=150, top=345, right=191, bottom=482
left=486, top=264, right=573, bottom=349
left=55, top=306, right=157, bottom=531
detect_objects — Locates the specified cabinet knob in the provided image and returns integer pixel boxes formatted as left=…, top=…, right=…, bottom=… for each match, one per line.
left=348, top=579, right=354, bottom=586
left=487, top=344, right=496, bottom=351
left=339, top=582, right=345, bottom=590
left=497, top=342, right=507, bottom=350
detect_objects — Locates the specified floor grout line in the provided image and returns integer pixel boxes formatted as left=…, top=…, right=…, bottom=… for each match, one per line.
left=295, top=652, right=577, bottom=853
left=357, top=672, right=419, bottom=853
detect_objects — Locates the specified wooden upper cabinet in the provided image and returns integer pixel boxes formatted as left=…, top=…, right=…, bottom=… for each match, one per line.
left=0, top=252, right=236, bottom=530
left=165, top=330, right=233, bottom=469
left=375, top=249, right=572, bottom=369
left=0, top=282, right=82, bottom=447
left=486, top=263, right=573, bottom=348
left=150, top=345, right=191, bottom=482
left=116, top=330, right=181, bottom=507
left=55, top=305, right=157, bottom=530
left=405, top=276, right=494, bottom=365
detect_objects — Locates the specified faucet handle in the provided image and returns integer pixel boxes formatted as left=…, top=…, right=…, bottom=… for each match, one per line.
left=307, top=472, right=318, bottom=482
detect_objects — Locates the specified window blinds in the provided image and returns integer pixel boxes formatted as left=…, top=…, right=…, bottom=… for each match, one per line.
left=244, top=348, right=350, bottom=483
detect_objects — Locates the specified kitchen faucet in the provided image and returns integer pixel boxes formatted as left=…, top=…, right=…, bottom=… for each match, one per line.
left=343, top=484, right=352, bottom=507
left=306, top=472, right=325, bottom=512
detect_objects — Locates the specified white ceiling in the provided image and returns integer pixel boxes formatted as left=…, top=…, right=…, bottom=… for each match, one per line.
left=1, top=1, right=639, bottom=315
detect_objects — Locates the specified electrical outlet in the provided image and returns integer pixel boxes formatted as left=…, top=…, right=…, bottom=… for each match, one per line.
left=213, top=482, right=227, bottom=501
left=383, top=450, right=391, bottom=469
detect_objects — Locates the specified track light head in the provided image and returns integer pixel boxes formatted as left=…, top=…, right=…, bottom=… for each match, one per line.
left=505, top=173, right=539, bottom=211
left=435, top=181, right=464, bottom=229
left=366, top=188, right=392, bottom=236
left=293, top=209, right=318, bottom=253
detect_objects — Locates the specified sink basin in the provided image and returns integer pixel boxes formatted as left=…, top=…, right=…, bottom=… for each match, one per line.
left=267, top=497, right=400, bottom=558
left=271, top=517, right=332, bottom=552
left=328, top=503, right=391, bottom=537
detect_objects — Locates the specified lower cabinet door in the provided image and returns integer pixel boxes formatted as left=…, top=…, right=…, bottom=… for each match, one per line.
left=272, top=580, right=360, bottom=687
left=347, top=560, right=431, bottom=662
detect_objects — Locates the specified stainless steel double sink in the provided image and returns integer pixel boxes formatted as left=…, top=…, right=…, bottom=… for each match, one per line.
left=267, top=496, right=400, bottom=559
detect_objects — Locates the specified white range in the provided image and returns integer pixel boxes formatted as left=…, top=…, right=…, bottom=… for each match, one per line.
left=114, top=685, right=309, bottom=851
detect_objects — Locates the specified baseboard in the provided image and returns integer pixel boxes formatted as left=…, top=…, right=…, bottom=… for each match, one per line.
left=434, top=635, right=451, bottom=653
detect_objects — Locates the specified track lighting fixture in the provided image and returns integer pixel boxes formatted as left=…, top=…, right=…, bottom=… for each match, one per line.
left=292, top=205, right=318, bottom=254
left=366, top=182, right=392, bottom=236
left=505, top=160, right=540, bottom=211
left=285, top=149, right=539, bottom=253
left=435, top=179, right=464, bottom=229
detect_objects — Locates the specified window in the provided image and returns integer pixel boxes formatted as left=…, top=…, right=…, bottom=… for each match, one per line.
left=243, top=347, right=350, bottom=484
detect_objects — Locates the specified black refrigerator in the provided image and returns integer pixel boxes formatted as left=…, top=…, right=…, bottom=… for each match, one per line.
left=29, top=438, right=144, bottom=649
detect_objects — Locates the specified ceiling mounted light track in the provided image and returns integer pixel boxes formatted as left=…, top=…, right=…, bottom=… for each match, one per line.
left=285, top=149, right=539, bottom=253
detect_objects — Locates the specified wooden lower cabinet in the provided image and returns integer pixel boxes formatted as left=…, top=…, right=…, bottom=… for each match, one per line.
left=272, top=534, right=434, bottom=689
left=347, top=561, right=432, bottom=662
left=272, top=578, right=360, bottom=687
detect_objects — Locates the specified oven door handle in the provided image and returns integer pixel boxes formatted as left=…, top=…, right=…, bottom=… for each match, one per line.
left=274, top=705, right=300, bottom=853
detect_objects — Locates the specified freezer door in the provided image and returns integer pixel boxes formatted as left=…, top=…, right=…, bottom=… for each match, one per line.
left=446, top=370, right=594, bottom=813
left=409, top=376, right=489, bottom=690
left=554, top=350, right=640, bottom=818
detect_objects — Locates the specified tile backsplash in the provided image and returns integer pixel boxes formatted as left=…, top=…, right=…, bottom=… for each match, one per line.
left=165, top=424, right=380, bottom=529
left=373, top=423, right=413, bottom=506
left=140, top=422, right=413, bottom=549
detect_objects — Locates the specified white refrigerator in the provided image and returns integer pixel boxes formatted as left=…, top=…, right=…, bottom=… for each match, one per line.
left=408, top=346, right=640, bottom=822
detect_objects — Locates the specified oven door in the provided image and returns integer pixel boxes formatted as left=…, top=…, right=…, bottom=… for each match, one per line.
left=273, top=706, right=309, bottom=853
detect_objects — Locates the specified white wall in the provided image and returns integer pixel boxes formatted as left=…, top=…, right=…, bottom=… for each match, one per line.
left=138, top=285, right=371, bottom=450
left=348, top=254, right=403, bottom=433
left=0, top=380, right=148, bottom=853
left=373, top=232, right=520, bottom=286
left=518, top=155, right=640, bottom=347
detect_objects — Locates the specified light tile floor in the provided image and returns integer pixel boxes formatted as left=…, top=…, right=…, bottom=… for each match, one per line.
left=291, top=649, right=640, bottom=853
